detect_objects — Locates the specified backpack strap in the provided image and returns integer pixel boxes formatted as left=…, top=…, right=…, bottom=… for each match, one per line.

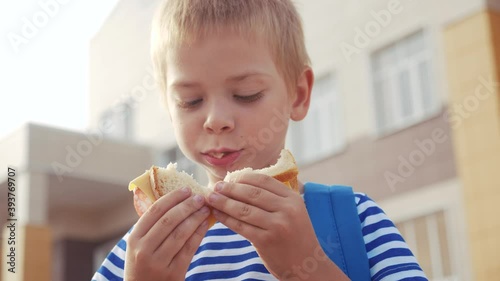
left=304, top=182, right=371, bottom=281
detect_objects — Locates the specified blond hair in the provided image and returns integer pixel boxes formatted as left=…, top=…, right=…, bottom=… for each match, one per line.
left=150, top=0, right=311, bottom=95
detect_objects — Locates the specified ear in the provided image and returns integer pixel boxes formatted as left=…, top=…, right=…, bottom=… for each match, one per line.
left=290, top=67, right=314, bottom=121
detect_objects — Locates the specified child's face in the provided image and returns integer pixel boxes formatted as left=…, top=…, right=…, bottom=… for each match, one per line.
left=165, top=30, right=308, bottom=185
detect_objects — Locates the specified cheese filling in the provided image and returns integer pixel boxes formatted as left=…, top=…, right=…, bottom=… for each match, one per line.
left=128, top=170, right=156, bottom=202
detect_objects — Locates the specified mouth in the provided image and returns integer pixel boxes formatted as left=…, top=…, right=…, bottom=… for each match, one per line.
left=207, top=151, right=230, bottom=159
left=202, top=149, right=242, bottom=167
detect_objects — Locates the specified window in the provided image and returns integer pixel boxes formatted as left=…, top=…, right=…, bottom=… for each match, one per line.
left=395, top=210, right=457, bottom=281
left=99, top=99, right=134, bottom=140
left=286, top=73, right=345, bottom=165
left=371, top=30, right=439, bottom=134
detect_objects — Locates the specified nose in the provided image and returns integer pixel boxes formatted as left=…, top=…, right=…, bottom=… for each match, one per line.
left=203, top=101, right=235, bottom=134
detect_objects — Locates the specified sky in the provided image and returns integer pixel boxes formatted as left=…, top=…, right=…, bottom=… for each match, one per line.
left=0, top=0, right=119, bottom=140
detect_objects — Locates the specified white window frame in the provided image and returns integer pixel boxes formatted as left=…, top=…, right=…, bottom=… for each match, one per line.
left=369, top=29, right=441, bottom=136
left=379, top=180, right=471, bottom=281
left=286, top=72, right=345, bottom=165
left=397, top=210, right=454, bottom=281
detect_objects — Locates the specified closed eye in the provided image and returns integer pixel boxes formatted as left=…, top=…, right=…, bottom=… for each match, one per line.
left=234, top=92, right=263, bottom=103
left=177, top=98, right=202, bottom=109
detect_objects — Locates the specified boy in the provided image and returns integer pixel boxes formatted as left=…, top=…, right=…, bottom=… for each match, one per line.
left=93, top=0, right=428, bottom=280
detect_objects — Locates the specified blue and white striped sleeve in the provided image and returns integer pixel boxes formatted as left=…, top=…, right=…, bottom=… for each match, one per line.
left=354, top=193, right=428, bottom=281
left=91, top=228, right=132, bottom=281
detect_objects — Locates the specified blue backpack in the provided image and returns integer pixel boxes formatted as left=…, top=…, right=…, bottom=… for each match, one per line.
left=304, top=183, right=371, bottom=281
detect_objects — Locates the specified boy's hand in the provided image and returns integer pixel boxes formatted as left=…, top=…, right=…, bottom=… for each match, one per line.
left=125, top=188, right=211, bottom=281
left=207, top=173, right=349, bottom=281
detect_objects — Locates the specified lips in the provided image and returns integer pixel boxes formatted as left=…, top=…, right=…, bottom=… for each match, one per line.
left=202, top=149, right=242, bottom=167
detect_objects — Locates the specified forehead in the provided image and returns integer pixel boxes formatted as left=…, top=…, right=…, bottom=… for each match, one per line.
left=165, top=31, right=281, bottom=89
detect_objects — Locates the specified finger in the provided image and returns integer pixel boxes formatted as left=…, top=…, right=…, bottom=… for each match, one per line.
left=157, top=205, right=211, bottom=263
left=207, top=191, right=269, bottom=229
left=214, top=181, right=282, bottom=212
left=144, top=194, right=206, bottom=251
left=211, top=209, right=261, bottom=240
left=133, top=187, right=192, bottom=238
left=133, top=188, right=154, bottom=217
left=226, top=172, right=292, bottom=197
left=169, top=222, right=210, bottom=270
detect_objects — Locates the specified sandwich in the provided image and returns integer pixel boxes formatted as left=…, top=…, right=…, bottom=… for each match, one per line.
left=129, top=149, right=299, bottom=228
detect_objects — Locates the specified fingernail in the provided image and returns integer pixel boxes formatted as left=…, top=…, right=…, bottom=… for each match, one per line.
left=209, top=192, right=219, bottom=202
left=182, top=187, right=191, bottom=194
left=215, top=182, right=223, bottom=192
left=193, top=195, right=204, bottom=206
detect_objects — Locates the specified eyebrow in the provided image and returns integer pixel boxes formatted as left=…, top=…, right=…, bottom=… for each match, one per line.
left=170, top=71, right=271, bottom=90
left=227, top=71, right=271, bottom=82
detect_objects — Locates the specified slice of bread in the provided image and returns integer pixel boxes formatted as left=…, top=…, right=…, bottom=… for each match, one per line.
left=129, top=149, right=299, bottom=228
left=224, top=149, right=299, bottom=192
left=150, top=163, right=218, bottom=227
left=151, top=163, right=210, bottom=199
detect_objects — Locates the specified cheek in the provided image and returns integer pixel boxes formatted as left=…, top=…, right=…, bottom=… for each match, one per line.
left=244, top=116, right=273, bottom=140
left=171, top=121, right=195, bottom=157
left=169, top=113, right=187, bottom=140
left=173, top=119, right=189, bottom=137
left=171, top=114, right=201, bottom=142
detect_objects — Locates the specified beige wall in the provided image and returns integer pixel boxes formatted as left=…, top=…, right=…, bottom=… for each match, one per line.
left=299, top=111, right=457, bottom=201
left=444, top=8, right=500, bottom=280
left=89, top=0, right=176, bottom=148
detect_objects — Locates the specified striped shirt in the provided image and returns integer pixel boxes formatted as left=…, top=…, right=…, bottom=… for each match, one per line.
left=92, top=193, right=428, bottom=281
